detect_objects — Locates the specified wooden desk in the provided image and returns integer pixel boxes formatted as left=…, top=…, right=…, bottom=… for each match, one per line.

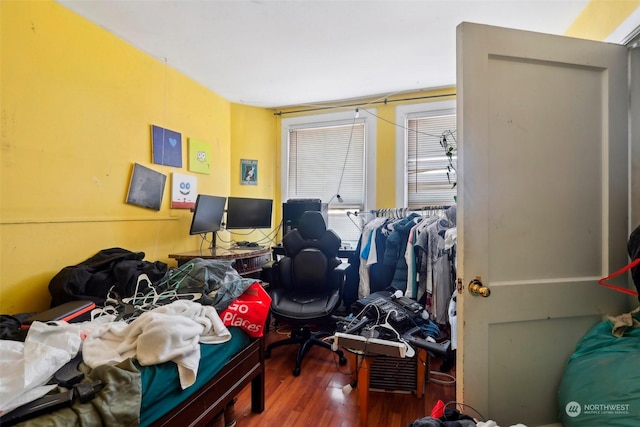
left=346, top=348, right=426, bottom=427
left=168, top=247, right=271, bottom=277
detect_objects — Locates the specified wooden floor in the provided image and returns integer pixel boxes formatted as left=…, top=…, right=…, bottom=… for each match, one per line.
left=235, top=323, right=456, bottom=426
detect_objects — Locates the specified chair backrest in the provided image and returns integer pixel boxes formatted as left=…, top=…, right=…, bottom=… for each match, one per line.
left=279, top=211, right=342, bottom=292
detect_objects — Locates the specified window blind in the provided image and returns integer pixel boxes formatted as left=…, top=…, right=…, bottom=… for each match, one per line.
left=407, top=113, right=457, bottom=208
left=288, top=122, right=365, bottom=209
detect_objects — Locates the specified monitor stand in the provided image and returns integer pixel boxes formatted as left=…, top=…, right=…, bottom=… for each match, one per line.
left=209, top=231, right=219, bottom=250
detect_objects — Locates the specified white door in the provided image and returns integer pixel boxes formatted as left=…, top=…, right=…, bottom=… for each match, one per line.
left=456, top=23, right=630, bottom=425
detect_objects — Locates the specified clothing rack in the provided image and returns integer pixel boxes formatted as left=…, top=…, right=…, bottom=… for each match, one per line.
left=363, top=205, right=453, bottom=219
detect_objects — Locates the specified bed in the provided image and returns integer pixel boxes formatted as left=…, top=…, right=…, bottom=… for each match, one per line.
left=148, top=329, right=265, bottom=426
left=3, top=254, right=267, bottom=426
left=2, top=327, right=265, bottom=427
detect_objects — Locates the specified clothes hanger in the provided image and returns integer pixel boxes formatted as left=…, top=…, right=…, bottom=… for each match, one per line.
left=371, top=311, right=415, bottom=357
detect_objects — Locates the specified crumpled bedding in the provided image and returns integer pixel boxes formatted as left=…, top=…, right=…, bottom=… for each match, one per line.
left=1, top=300, right=231, bottom=424
left=0, top=321, right=83, bottom=414
left=1, top=257, right=262, bottom=425
left=12, top=359, right=141, bottom=427
left=83, top=300, right=231, bottom=389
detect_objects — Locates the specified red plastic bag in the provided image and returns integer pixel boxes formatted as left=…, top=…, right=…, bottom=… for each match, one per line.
left=431, top=399, right=445, bottom=418
left=221, top=282, right=271, bottom=338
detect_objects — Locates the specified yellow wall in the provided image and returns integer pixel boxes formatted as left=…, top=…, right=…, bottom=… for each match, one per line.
left=228, top=104, right=279, bottom=246
left=0, top=1, right=273, bottom=313
left=566, top=0, right=640, bottom=40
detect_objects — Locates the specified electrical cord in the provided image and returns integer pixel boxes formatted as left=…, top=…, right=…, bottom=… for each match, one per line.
left=340, top=339, right=370, bottom=395
left=443, top=401, right=486, bottom=422
left=216, top=220, right=284, bottom=247
left=332, top=114, right=358, bottom=205
left=425, top=352, right=456, bottom=386
left=359, top=107, right=456, bottom=141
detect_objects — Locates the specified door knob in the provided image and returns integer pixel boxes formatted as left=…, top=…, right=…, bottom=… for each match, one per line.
left=468, top=278, right=490, bottom=297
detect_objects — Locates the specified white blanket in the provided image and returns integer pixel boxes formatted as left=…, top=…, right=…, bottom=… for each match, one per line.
left=0, top=321, right=83, bottom=415
left=82, top=300, right=231, bottom=389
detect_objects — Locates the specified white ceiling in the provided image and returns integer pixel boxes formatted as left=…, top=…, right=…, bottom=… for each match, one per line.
left=56, top=0, right=634, bottom=108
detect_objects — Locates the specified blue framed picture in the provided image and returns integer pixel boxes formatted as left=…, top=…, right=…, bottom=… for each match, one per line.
left=152, top=125, right=182, bottom=167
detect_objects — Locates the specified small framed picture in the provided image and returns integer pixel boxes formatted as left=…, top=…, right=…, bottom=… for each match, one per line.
left=241, top=159, right=258, bottom=185
left=171, top=172, right=198, bottom=209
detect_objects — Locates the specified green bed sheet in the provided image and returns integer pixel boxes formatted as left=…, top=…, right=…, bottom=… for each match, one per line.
left=138, top=327, right=250, bottom=427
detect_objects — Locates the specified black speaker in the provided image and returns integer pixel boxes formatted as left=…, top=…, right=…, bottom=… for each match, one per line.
left=283, top=200, right=328, bottom=235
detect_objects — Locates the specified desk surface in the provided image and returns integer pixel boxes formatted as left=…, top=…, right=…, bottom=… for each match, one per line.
left=271, top=245, right=356, bottom=258
left=169, top=247, right=270, bottom=261
left=168, top=247, right=271, bottom=277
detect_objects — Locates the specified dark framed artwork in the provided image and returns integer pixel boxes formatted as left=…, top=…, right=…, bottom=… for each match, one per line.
left=241, top=159, right=258, bottom=186
left=126, top=163, right=167, bottom=210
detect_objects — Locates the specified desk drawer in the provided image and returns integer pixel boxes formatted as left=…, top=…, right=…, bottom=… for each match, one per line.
left=234, top=253, right=271, bottom=275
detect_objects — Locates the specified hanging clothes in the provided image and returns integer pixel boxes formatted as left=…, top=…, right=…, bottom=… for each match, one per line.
left=383, top=212, right=422, bottom=293
left=357, top=217, right=388, bottom=297
left=422, top=206, right=457, bottom=325
left=412, top=215, right=439, bottom=299
left=344, top=205, right=457, bottom=327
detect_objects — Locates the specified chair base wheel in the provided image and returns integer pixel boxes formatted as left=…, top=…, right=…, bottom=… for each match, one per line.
left=339, top=356, right=347, bottom=366
left=293, top=367, right=301, bottom=376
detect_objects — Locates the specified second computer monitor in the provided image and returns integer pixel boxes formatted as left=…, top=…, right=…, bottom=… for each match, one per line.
left=225, top=197, right=273, bottom=229
left=189, top=194, right=227, bottom=235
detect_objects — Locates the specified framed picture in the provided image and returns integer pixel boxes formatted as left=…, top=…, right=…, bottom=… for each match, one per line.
left=126, top=163, right=167, bottom=211
left=171, top=172, right=198, bottom=209
left=151, top=125, right=182, bottom=167
left=241, top=159, right=258, bottom=186
left=188, top=138, right=211, bottom=174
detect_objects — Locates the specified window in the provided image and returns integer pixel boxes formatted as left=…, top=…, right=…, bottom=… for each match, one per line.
left=282, top=110, right=377, bottom=246
left=395, top=101, right=457, bottom=209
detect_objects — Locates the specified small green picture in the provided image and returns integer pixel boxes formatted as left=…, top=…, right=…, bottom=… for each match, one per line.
left=188, top=138, right=212, bottom=175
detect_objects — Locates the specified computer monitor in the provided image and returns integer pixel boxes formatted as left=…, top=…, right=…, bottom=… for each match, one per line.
left=189, top=194, right=227, bottom=240
left=225, top=197, right=273, bottom=229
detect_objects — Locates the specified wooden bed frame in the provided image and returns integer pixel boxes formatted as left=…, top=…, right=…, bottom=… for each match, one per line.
left=151, top=337, right=265, bottom=427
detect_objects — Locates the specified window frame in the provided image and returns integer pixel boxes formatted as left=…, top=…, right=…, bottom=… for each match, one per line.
left=281, top=109, right=377, bottom=244
left=395, top=100, right=457, bottom=208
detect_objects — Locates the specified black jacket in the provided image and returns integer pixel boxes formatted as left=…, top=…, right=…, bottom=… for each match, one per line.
left=48, top=247, right=167, bottom=307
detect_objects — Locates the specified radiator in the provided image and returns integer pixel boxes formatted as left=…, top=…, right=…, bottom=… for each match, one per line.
left=369, top=354, right=423, bottom=394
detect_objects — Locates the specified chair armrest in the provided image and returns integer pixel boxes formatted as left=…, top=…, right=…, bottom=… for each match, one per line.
left=261, top=260, right=277, bottom=287
left=334, top=262, right=351, bottom=274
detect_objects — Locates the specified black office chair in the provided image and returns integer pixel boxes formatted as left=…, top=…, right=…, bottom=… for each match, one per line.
left=264, top=211, right=348, bottom=376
